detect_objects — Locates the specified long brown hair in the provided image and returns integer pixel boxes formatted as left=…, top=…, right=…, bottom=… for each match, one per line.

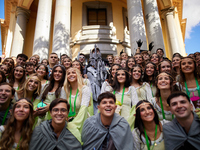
left=42, top=65, right=66, bottom=100
left=155, top=72, right=179, bottom=98
left=2, top=58, right=15, bottom=79
left=143, top=62, right=157, bottom=85
left=0, top=98, right=34, bottom=150
left=135, top=100, right=161, bottom=146
left=9, top=65, right=26, bottom=89
left=108, top=64, right=121, bottom=85
left=180, top=56, right=199, bottom=84
left=131, top=64, right=143, bottom=85
left=112, top=68, right=130, bottom=91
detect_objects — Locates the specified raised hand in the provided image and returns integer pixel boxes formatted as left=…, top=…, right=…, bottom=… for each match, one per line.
left=149, top=42, right=154, bottom=51
left=136, top=39, right=143, bottom=48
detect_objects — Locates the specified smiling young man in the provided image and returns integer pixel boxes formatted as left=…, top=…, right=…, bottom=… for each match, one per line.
left=156, top=48, right=165, bottom=61
left=0, top=83, right=15, bottom=125
left=25, top=62, right=35, bottom=77
left=48, top=53, right=59, bottom=76
left=78, top=53, right=85, bottom=64
left=16, top=53, right=28, bottom=66
left=120, top=52, right=128, bottom=61
left=82, top=92, right=134, bottom=150
left=107, top=55, right=113, bottom=67
left=163, top=92, right=200, bottom=150
left=29, top=98, right=82, bottom=150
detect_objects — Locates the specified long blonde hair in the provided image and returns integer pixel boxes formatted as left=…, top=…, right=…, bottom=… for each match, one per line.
left=64, top=67, right=84, bottom=104
left=17, top=73, right=41, bottom=99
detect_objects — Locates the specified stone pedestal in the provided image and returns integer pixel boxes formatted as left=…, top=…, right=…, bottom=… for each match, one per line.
left=33, top=0, right=53, bottom=61
left=52, top=0, right=71, bottom=58
left=143, top=0, right=165, bottom=55
left=11, top=7, right=30, bottom=57
left=127, top=0, right=147, bottom=55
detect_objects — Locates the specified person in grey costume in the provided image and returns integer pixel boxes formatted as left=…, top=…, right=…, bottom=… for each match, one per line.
left=87, top=45, right=107, bottom=114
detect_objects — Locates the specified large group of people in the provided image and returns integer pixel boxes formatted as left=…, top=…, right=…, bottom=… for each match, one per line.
left=0, top=46, right=199, bottom=150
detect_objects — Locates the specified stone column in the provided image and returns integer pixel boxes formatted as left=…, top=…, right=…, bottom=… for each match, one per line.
left=143, top=0, right=165, bottom=55
left=127, top=0, right=147, bottom=55
left=52, top=0, right=71, bottom=58
left=5, top=2, right=17, bottom=58
left=165, top=8, right=181, bottom=55
left=33, top=0, right=53, bottom=61
left=11, top=7, right=30, bottom=57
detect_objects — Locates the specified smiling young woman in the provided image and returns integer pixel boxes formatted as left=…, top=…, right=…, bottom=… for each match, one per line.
left=113, top=56, right=121, bottom=64
left=29, top=56, right=38, bottom=68
left=17, top=74, right=41, bottom=104
left=172, top=53, right=182, bottom=82
left=158, top=59, right=172, bottom=74
left=62, top=57, right=72, bottom=71
left=41, top=59, right=49, bottom=66
left=110, top=68, right=138, bottom=122
left=150, top=53, right=160, bottom=70
left=143, top=62, right=158, bottom=97
left=72, top=60, right=91, bottom=90
left=9, top=65, right=26, bottom=91
left=178, top=56, right=200, bottom=109
left=134, top=53, right=145, bottom=71
left=9, top=65, right=26, bottom=103
left=132, top=100, right=165, bottom=150
left=120, top=59, right=126, bottom=68
left=63, top=67, right=91, bottom=132
left=34, top=65, right=66, bottom=126
left=2, top=57, right=15, bottom=80
left=101, top=64, right=121, bottom=93
left=36, top=64, right=49, bottom=92
left=158, top=59, right=178, bottom=83
left=150, top=72, right=179, bottom=121
left=0, top=64, right=9, bottom=78
left=0, top=98, right=34, bottom=150
left=131, top=64, right=152, bottom=102
left=126, top=57, right=136, bottom=74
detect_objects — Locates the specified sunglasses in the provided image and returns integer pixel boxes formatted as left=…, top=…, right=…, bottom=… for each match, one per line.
left=79, top=56, right=85, bottom=59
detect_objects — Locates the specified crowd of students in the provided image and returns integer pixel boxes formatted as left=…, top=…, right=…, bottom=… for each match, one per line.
left=0, top=47, right=199, bottom=149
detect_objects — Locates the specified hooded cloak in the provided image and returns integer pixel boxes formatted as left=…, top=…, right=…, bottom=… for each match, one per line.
left=163, top=113, right=200, bottom=150
left=82, top=113, right=134, bottom=150
left=29, top=120, right=82, bottom=150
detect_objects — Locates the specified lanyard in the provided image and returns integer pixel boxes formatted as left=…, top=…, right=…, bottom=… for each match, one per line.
left=144, top=124, right=157, bottom=150
left=1, top=106, right=10, bottom=125
left=159, top=97, right=174, bottom=120
left=113, top=87, right=125, bottom=104
left=68, top=88, right=79, bottom=117
left=17, top=85, right=20, bottom=90
left=184, top=78, right=200, bottom=98
left=150, top=83, right=154, bottom=97
left=16, top=137, right=22, bottom=150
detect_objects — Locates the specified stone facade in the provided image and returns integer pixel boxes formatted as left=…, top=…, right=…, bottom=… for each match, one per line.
left=1, top=0, right=187, bottom=60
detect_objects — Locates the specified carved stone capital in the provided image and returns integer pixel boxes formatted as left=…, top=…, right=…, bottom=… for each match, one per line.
left=160, top=6, right=175, bottom=19
left=16, top=7, right=30, bottom=20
